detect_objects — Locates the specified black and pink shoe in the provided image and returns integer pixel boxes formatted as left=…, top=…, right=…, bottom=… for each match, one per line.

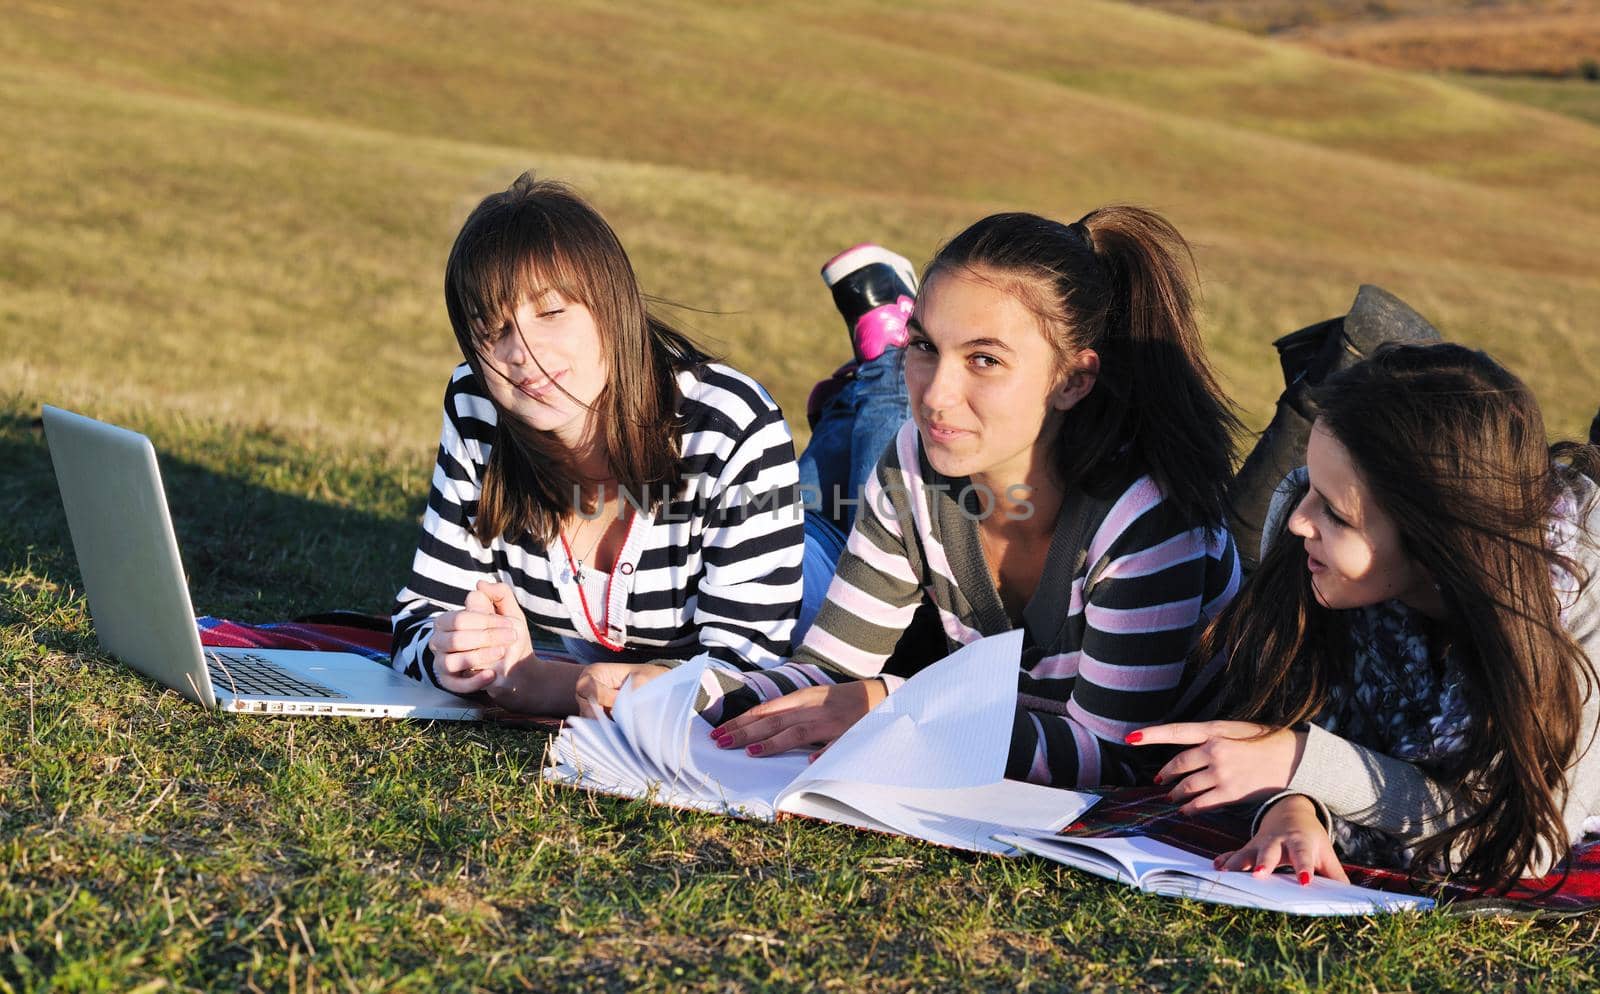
left=820, top=243, right=918, bottom=363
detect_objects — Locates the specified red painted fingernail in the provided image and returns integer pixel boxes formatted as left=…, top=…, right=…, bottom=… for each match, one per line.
left=746, top=744, right=764, bottom=756
left=1298, top=871, right=1311, bottom=886
left=1125, top=731, right=1143, bottom=744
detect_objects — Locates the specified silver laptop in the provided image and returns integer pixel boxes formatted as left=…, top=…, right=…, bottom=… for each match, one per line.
left=42, top=405, right=484, bottom=720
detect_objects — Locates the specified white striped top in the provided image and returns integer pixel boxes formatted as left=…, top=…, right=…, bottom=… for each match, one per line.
left=390, top=361, right=806, bottom=683
left=704, top=420, right=1241, bottom=788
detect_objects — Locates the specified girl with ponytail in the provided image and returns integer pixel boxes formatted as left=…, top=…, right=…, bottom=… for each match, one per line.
left=598, top=207, right=1245, bottom=788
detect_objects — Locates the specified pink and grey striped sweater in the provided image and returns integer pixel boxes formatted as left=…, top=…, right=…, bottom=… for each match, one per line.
left=705, top=421, right=1242, bottom=788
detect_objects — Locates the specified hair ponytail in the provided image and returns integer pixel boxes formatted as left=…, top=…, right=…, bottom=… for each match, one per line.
left=926, top=207, right=1240, bottom=528
left=1077, top=206, right=1240, bottom=527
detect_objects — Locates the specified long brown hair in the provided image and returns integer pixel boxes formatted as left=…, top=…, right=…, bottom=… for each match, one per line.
left=1206, top=342, right=1600, bottom=891
left=924, top=207, right=1240, bottom=528
left=443, top=173, right=706, bottom=545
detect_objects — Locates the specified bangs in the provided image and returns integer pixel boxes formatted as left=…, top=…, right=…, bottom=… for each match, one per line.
left=446, top=205, right=593, bottom=346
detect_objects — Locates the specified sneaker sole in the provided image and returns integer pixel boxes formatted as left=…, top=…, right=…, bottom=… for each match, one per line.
left=821, top=243, right=918, bottom=293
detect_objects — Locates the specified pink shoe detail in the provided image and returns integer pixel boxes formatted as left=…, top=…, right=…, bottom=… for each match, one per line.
left=854, top=295, right=914, bottom=362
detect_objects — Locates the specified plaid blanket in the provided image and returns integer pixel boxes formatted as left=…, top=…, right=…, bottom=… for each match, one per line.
left=1062, top=786, right=1600, bottom=917
left=196, top=612, right=567, bottom=729
left=197, top=612, right=393, bottom=662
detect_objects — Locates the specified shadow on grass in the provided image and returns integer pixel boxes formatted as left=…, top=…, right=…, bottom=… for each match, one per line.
left=0, top=404, right=424, bottom=630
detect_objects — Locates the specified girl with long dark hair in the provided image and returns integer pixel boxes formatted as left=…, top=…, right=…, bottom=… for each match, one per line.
left=391, top=174, right=824, bottom=712
left=1138, top=343, right=1600, bottom=890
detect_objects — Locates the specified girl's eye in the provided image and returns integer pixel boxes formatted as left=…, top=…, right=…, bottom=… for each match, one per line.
left=971, top=353, right=1000, bottom=369
left=908, top=339, right=935, bottom=354
left=537, top=308, right=565, bottom=319
left=1320, top=501, right=1347, bottom=528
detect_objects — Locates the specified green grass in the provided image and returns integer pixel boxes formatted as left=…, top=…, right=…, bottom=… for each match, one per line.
left=6, top=0, right=1600, bottom=988
left=1453, top=73, right=1600, bottom=127
left=5, top=405, right=1600, bottom=992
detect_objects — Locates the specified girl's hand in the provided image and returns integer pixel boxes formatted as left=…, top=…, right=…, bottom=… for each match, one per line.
left=1127, top=720, right=1306, bottom=814
left=428, top=580, right=535, bottom=695
left=1213, top=795, right=1349, bottom=885
left=574, top=663, right=669, bottom=717
left=710, top=681, right=887, bottom=757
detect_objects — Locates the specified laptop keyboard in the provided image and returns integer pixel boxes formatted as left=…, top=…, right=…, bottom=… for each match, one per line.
left=204, top=650, right=347, bottom=700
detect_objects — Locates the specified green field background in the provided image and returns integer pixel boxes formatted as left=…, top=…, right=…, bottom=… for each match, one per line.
left=5, top=2, right=1600, bottom=990
left=5, top=0, right=1600, bottom=449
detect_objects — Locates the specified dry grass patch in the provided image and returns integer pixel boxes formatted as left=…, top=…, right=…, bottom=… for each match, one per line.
left=1284, top=6, right=1600, bottom=76
left=6, top=45, right=1600, bottom=439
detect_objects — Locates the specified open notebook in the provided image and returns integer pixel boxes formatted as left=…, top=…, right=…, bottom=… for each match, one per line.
left=544, top=630, right=1435, bottom=915
left=994, top=832, right=1433, bottom=915
left=543, top=630, right=1092, bottom=853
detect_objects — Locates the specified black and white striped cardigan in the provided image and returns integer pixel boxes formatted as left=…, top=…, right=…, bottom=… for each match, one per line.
left=391, top=361, right=805, bottom=683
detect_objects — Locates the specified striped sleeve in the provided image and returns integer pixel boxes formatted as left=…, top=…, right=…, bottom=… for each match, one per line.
left=390, top=374, right=499, bottom=687
left=699, top=442, right=923, bottom=722
left=1006, top=479, right=1242, bottom=787
left=687, top=389, right=806, bottom=672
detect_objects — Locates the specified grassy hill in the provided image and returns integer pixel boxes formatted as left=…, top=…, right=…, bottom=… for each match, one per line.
left=1129, top=0, right=1600, bottom=76
left=1128, top=2, right=1600, bottom=142
left=5, top=2, right=1600, bottom=990
left=4, top=0, right=1600, bottom=443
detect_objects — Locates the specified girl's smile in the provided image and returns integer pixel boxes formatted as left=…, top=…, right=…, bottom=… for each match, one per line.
left=516, top=369, right=568, bottom=400
left=924, top=420, right=974, bottom=443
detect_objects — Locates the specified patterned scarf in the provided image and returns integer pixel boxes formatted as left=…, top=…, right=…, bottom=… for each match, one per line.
left=1318, top=600, right=1472, bottom=868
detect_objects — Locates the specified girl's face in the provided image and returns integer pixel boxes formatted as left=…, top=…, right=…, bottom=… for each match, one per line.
left=477, top=289, right=609, bottom=446
left=903, top=270, right=1093, bottom=488
left=1287, top=422, right=1436, bottom=613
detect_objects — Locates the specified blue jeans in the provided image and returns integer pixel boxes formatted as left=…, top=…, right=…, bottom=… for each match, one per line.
left=796, top=347, right=911, bottom=639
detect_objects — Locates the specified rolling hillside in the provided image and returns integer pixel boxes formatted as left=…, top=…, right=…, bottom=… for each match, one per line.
left=8, top=5, right=1600, bottom=989
left=3, top=0, right=1598, bottom=443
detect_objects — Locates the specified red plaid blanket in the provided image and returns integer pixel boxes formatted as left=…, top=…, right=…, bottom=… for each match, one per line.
left=198, top=613, right=393, bottom=661
left=1062, top=786, right=1600, bottom=917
